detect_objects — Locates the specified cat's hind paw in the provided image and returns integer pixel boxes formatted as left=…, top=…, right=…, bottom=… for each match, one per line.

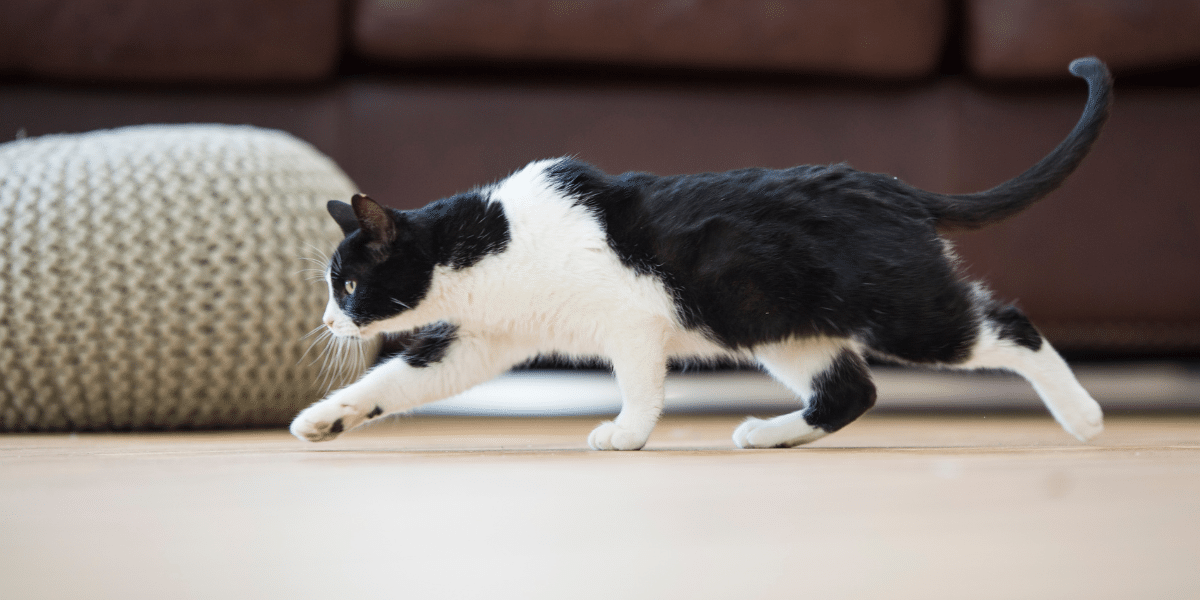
left=588, top=421, right=651, bottom=451
left=1058, top=399, right=1104, bottom=442
left=733, top=415, right=827, bottom=449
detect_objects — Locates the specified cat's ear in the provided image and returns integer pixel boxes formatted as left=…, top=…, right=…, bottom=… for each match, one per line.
left=351, top=193, right=397, bottom=246
left=327, top=200, right=359, bottom=237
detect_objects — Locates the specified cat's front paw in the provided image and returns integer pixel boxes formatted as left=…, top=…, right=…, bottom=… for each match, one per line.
left=290, top=393, right=384, bottom=443
left=588, top=421, right=651, bottom=451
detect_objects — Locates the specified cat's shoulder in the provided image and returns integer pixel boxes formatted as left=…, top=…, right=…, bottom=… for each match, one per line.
left=481, top=157, right=637, bottom=214
left=540, top=157, right=617, bottom=198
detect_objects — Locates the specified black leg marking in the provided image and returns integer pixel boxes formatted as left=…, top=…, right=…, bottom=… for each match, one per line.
left=803, top=351, right=877, bottom=433
left=366, top=406, right=383, bottom=419
left=988, top=305, right=1043, bottom=351
left=330, top=418, right=344, bottom=434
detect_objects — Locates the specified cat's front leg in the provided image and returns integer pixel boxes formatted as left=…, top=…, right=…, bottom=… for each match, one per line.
left=291, top=328, right=526, bottom=442
left=588, top=327, right=668, bottom=451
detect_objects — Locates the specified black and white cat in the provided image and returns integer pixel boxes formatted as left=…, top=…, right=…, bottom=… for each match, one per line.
left=291, top=58, right=1110, bottom=450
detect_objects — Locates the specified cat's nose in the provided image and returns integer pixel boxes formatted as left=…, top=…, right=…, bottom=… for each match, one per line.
left=324, top=317, right=336, bottom=330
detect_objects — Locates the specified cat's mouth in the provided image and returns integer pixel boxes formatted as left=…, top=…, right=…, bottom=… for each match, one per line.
left=323, top=317, right=365, bottom=339
left=349, top=308, right=429, bottom=339
left=327, top=319, right=396, bottom=341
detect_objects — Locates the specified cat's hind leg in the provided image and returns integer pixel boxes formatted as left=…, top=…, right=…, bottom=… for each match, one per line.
left=955, top=305, right=1103, bottom=441
left=735, top=339, right=876, bottom=449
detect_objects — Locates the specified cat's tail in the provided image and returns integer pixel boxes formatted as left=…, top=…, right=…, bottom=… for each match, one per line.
left=922, top=57, right=1112, bottom=231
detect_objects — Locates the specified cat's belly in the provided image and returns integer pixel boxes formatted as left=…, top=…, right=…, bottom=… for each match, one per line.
left=664, top=329, right=752, bottom=362
left=504, top=320, right=748, bottom=365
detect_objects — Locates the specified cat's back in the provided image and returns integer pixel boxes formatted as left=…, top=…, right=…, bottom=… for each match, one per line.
left=550, top=158, right=928, bottom=223
left=544, top=158, right=938, bottom=262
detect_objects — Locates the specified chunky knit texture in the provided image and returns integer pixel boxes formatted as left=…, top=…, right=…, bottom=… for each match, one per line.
left=0, top=125, right=357, bottom=431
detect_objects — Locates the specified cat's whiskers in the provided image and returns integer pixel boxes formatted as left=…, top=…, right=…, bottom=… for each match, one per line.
left=316, top=334, right=341, bottom=391
left=300, top=323, right=327, bottom=342
left=297, top=245, right=335, bottom=284
left=298, top=325, right=338, bottom=388
left=297, top=267, right=330, bottom=283
left=299, top=326, right=333, bottom=367
left=304, top=324, right=369, bottom=394
left=302, top=243, right=330, bottom=263
left=296, top=245, right=368, bottom=392
left=296, top=245, right=335, bottom=290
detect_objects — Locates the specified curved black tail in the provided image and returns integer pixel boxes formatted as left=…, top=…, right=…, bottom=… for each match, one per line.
left=923, top=57, right=1112, bottom=231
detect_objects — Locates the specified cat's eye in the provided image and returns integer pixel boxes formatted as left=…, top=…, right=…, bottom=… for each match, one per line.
left=344, top=280, right=357, bottom=295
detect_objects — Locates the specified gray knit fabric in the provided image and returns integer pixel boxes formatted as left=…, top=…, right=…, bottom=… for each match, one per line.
left=0, top=125, right=359, bottom=431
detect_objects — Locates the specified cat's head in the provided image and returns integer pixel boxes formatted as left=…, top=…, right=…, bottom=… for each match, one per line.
left=321, top=194, right=434, bottom=339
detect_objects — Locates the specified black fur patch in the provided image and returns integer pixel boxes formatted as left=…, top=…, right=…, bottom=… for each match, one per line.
left=397, top=321, right=459, bottom=368
left=330, top=418, right=344, bottom=434
left=420, top=192, right=511, bottom=270
left=366, top=406, right=383, bottom=419
left=989, top=305, right=1044, bottom=351
left=374, top=332, right=411, bottom=367
left=548, top=159, right=979, bottom=363
left=803, top=351, right=877, bottom=433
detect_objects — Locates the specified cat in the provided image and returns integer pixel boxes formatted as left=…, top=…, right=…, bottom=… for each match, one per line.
left=291, top=57, right=1110, bottom=450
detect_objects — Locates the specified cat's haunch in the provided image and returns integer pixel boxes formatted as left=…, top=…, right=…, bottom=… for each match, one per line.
left=292, top=58, right=1110, bottom=449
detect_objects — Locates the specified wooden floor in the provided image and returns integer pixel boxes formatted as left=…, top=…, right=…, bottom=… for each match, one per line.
left=3, top=413, right=1199, bottom=599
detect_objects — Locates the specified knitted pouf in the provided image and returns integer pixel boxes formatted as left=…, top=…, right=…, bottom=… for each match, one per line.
left=0, top=124, right=359, bottom=431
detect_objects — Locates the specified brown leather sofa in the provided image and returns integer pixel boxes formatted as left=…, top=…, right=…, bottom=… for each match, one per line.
left=2, top=0, right=1198, bottom=356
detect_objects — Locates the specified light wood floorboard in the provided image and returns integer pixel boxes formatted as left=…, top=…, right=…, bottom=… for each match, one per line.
left=3, top=413, right=1198, bottom=599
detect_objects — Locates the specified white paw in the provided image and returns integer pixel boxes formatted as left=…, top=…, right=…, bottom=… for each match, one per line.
left=290, top=392, right=386, bottom=443
left=733, top=416, right=827, bottom=449
left=588, top=421, right=651, bottom=451
left=1060, top=400, right=1105, bottom=442
left=732, top=417, right=765, bottom=448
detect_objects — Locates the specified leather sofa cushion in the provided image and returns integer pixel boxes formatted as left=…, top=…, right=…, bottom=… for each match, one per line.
left=968, top=0, right=1200, bottom=78
left=0, top=0, right=342, bottom=83
left=354, top=0, right=948, bottom=78
left=1, top=79, right=1198, bottom=352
